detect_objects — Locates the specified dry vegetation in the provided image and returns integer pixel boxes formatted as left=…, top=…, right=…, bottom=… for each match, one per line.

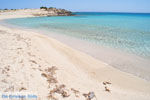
left=103, top=81, right=112, bottom=93
left=41, top=66, right=98, bottom=100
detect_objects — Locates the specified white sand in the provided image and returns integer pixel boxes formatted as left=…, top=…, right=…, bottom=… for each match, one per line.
left=0, top=10, right=150, bottom=100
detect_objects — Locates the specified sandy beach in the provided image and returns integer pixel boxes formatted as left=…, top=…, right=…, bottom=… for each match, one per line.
left=0, top=9, right=150, bottom=100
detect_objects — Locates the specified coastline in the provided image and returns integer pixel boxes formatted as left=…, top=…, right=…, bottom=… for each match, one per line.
left=0, top=10, right=150, bottom=100
left=2, top=19, right=150, bottom=81
left=23, top=27, right=150, bottom=81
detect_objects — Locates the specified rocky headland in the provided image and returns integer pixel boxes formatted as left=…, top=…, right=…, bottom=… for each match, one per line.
left=0, top=7, right=73, bottom=17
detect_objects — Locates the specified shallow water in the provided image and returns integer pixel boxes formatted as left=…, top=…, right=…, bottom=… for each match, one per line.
left=4, top=12, right=150, bottom=59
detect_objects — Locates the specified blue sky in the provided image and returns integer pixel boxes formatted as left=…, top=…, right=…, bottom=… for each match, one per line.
left=0, top=0, right=150, bottom=13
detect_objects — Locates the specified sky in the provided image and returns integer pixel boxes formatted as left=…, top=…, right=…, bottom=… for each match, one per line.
left=0, top=0, right=150, bottom=13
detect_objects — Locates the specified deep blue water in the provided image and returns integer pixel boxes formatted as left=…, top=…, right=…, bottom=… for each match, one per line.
left=4, top=12, right=150, bottom=59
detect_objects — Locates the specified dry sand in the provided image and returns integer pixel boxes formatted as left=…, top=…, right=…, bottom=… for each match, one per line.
left=0, top=10, right=150, bottom=100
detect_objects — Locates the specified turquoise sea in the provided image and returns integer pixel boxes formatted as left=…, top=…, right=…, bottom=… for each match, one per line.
left=4, top=12, right=150, bottom=59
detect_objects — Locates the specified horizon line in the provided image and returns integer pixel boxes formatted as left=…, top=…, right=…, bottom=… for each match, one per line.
left=0, top=8, right=150, bottom=14
left=73, top=11, right=150, bottom=14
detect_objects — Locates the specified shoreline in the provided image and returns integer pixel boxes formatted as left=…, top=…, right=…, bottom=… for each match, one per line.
left=44, top=30, right=150, bottom=80
left=29, top=27, right=150, bottom=81
left=2, top=19, right=150, bottom=81
left=0, top=10, right=150, bottom=100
